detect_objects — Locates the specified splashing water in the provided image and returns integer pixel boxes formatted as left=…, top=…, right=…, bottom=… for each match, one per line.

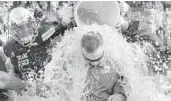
left=14, top=24, right=170, bottom=101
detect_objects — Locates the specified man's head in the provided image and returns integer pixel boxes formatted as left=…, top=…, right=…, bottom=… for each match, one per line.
left=9, top=7, right=38, bottom=47
left=81, top=31, right=104, bottom=66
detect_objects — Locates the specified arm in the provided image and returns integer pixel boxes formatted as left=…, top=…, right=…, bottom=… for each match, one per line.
left=0, top=46, right=15, bottom=75
left=0, top=71, right=26, bottom=90
left=108, top=74, right=127, bottom=101
left=0, top=44, right=26, bottom=90
left=43, top=35, right=62, bottom=66
left=0, top=51, right=26, bottom=90
left=46, top=35, right=62, bottom=53
left=45, top=22, right=65, bottom=53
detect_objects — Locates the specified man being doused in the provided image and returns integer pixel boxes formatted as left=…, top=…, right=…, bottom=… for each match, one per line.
left=81, top=31, right=127, bottom=101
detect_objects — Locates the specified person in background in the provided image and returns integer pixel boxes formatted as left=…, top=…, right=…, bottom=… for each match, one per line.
left=81, top=31, right=127, bottom=101
left=117, top=1, right=130, bottom=33
left=127, top=7, right=170, bottom=75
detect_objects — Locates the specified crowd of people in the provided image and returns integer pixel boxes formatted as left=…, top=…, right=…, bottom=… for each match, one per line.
left=0, top=1, right=171, bottom=101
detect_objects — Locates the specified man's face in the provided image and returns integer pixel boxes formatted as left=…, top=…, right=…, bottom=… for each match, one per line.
left=12, top=18, right=38, bottom=46
left=84, top=53, right=103, bottom=66
left=81, top=32, right=104, bottom=66
left=86, top=59, right=101, bottom=66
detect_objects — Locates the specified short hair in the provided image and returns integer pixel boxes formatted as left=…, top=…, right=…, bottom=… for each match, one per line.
left=81, top=31, right=103, bottom=53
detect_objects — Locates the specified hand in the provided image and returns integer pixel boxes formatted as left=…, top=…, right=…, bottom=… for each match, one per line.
left=108, top=94, right=125, bottom=101
left=58, top=3, right=73, bottom=23
left=0, top=71, right=26, bottom=90
left=46, top=36, right=62, bottom=53
left=119, top=16, right=129, bottom=32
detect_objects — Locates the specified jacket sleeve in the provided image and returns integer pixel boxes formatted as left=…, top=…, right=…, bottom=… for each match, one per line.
left=3, top=40, right=14, bottom=58
left=112, top=73, right=127, bottom=101
left=0, top=56, right=7, bottom=72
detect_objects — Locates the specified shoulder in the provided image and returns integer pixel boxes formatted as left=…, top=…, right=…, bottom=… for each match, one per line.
left=3, top=40, right=16, bottom=57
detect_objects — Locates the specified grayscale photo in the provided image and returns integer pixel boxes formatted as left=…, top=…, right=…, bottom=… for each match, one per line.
left=0, top=1, right=171, bottom=101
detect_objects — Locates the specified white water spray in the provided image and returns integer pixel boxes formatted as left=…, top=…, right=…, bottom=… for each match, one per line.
left=14, top=25, right=170, bottom=101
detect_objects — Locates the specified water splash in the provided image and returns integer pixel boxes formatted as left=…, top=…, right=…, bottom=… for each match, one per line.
left=14, top=25, right=170, bottom=101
